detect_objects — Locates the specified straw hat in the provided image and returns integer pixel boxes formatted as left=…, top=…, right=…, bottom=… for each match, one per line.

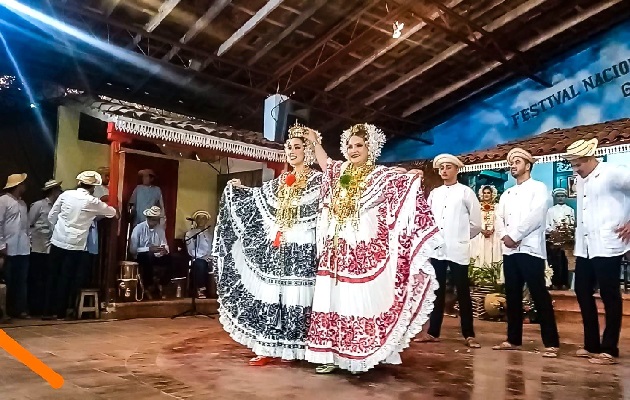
left=432, top=153, right=464, bottom=169
left=552, top=188, right=567, bottom=196
left=143, top=206, right=162, bottom=218
left=76, top=171, right=102, bottom=186
left=4, top=173, right=27, bottom=189
left=192, top=210, right=210, bottom=220
left=563, top=138, right=598, bottom=160
left=507, top=147, right=535, bottom=164
left=42, top=179, right=62, bottom=191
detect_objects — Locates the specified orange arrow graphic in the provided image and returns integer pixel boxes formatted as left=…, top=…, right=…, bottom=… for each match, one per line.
left=0, top=329, right=64, bottom=389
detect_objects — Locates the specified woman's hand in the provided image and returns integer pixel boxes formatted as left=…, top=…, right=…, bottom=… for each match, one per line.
left=305, top=128, right=320, bottom=145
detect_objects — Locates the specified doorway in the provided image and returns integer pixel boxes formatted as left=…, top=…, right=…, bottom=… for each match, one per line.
left=118, top=152, right=179, bottom=260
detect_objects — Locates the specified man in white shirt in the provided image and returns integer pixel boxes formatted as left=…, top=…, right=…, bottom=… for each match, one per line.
left=564, top=138, right=630, bottom=365
left=417, top=154, right=482, bottom=348
left=130, top=206, right=171, bottom=299
left=0, top=173, right=30, bottom=318
left=545, top=188, right=575, bottom=289
left=27, top=179, right=62, bottom=316
left=84, top=166, right=110, bottom=292
left=493, top=148, right=560, bottom=357
left=45, top=171, right=117, bottom=320
left=185, top=210, right=213, bottom=299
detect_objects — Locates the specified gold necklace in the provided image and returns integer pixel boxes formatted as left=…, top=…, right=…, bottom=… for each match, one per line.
left=331, top=162, right=374, bottom=231
left=274, top=167, right=310, bottom=246
left=329, top=162, right=374, bottom=283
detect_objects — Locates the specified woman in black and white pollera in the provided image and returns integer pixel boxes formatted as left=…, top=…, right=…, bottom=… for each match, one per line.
left=212, top=123, right=322, bottom=366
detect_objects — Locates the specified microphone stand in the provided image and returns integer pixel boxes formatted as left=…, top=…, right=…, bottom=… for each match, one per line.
left=172, top=224, right=215, bottom=319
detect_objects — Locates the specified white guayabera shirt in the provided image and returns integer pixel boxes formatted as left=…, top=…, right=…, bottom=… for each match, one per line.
left=49, top=188, right=117, bottom=251
left=574, top=162, right=630, bottom=259
left=428, top=182, right=482, bottom=265
left=495, top=178, right=550, bottom=260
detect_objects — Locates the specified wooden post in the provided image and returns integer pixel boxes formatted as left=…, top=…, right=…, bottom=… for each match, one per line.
left=103, top=123, right=124, bottom=305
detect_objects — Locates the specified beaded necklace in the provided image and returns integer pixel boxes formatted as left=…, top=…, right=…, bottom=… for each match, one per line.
left=273, top=167, right=310, bottom=247
left=331, top=162, right=374, bottom=240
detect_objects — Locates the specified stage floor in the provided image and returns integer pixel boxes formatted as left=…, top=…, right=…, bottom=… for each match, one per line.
left=0, top=317, right=628, bottom=400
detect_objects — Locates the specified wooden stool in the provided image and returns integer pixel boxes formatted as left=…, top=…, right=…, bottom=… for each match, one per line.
left=77, top=289, right=100, bottom=319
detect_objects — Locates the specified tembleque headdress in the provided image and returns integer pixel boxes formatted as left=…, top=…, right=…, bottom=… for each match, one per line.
left=340, top=123, right=386, bottom=163
left=286, top=122, right=321, bottom=166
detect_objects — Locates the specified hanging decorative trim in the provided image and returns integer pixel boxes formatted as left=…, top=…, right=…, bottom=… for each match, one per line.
left=113, top=117, right=285, bottom=162
left=461, top=143, right=630, bottom=172
left=71, top=97, right=285, bottom=163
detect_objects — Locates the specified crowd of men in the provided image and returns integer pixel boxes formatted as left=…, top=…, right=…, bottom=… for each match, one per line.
left=0, top=167, right=213, bottom=320
left=416, top=138, right=627, bottom=366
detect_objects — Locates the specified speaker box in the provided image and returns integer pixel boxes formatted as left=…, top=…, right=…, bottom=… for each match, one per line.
left=269, top=99, right=311, bottom=142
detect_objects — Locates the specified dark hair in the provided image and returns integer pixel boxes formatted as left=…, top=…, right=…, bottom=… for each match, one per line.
left=78, top=183, right=94, bottom=191
left=527, top=161, right=534, bottom=172
left=482, top=185, right=492, bottom=192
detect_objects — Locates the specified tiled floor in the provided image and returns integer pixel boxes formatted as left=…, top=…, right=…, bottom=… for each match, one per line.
left=0, top=317, right=628, bottom=399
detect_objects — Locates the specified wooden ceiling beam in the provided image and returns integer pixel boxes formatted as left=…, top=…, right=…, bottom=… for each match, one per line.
left=273, top=0, right=381, bottom=79
left=128, top=0, right=182, bottom=47
left=163, top=0, right=232, bottom=61
left=423, top=0, right=550, bottom=86
left=53, top=3, right=267, bottom=79
left=145, top=0, right=181, bottom=32
left=216, top=0, right=286, bottom=56
left=363, top=0, right=549, bottom=106
left=280, top=0, right=418, bottom=94
left=325, top=0, right=465, bottom=92
left=247, top=0, right=327, bottom=66
left=343, top=0, right=506, bottom=99
left=401, top=0, right=623, bottom=117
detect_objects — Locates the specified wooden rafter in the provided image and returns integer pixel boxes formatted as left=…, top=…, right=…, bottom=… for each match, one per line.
left=401, top=0, right=624, bottom=118
left=247, top=0, right=327, bottom=66
left=363, top=0, right=549, bottom=106
left=273, top=0, right=381, bottom=79
left=280, top=0, right=418, bottom=93
left=145, top=0, right=181, bottom=32
left=163, top=0, right=232, bottom=61
left=421, top=0, right=550, bottom=86
left=130, top=0, right=181, bottom=47
left=344, top=0, right=508, bottom=99
left=324, top=0, right=465, bottom=92
left=216, top=0, right=286, bottom=56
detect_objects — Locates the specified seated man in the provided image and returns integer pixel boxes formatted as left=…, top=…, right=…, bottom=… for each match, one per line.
left=185, top=211, right=213, bottom=299
left=129, top=206, right=171, bottom=299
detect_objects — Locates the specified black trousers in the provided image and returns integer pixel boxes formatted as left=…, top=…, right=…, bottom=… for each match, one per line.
left=191, top=259, right=210, bottom=291
left=137, top=252, right=172, bottom=287
left=574, top=256, right=623, bottom=357
left=503, top=253, right=559, bottom=347
left=546, top=244, right=569, bottom=288
left=428, top=259, right=475, bottom=339
left=45, top=246, right=84, bottom=318
left=28, top=252, right=49, bottom=316
left=5, top=255, right=29, bottom=317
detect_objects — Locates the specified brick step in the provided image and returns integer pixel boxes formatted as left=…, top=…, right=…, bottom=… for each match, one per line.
left=550, top=290, right=630, bottom=315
